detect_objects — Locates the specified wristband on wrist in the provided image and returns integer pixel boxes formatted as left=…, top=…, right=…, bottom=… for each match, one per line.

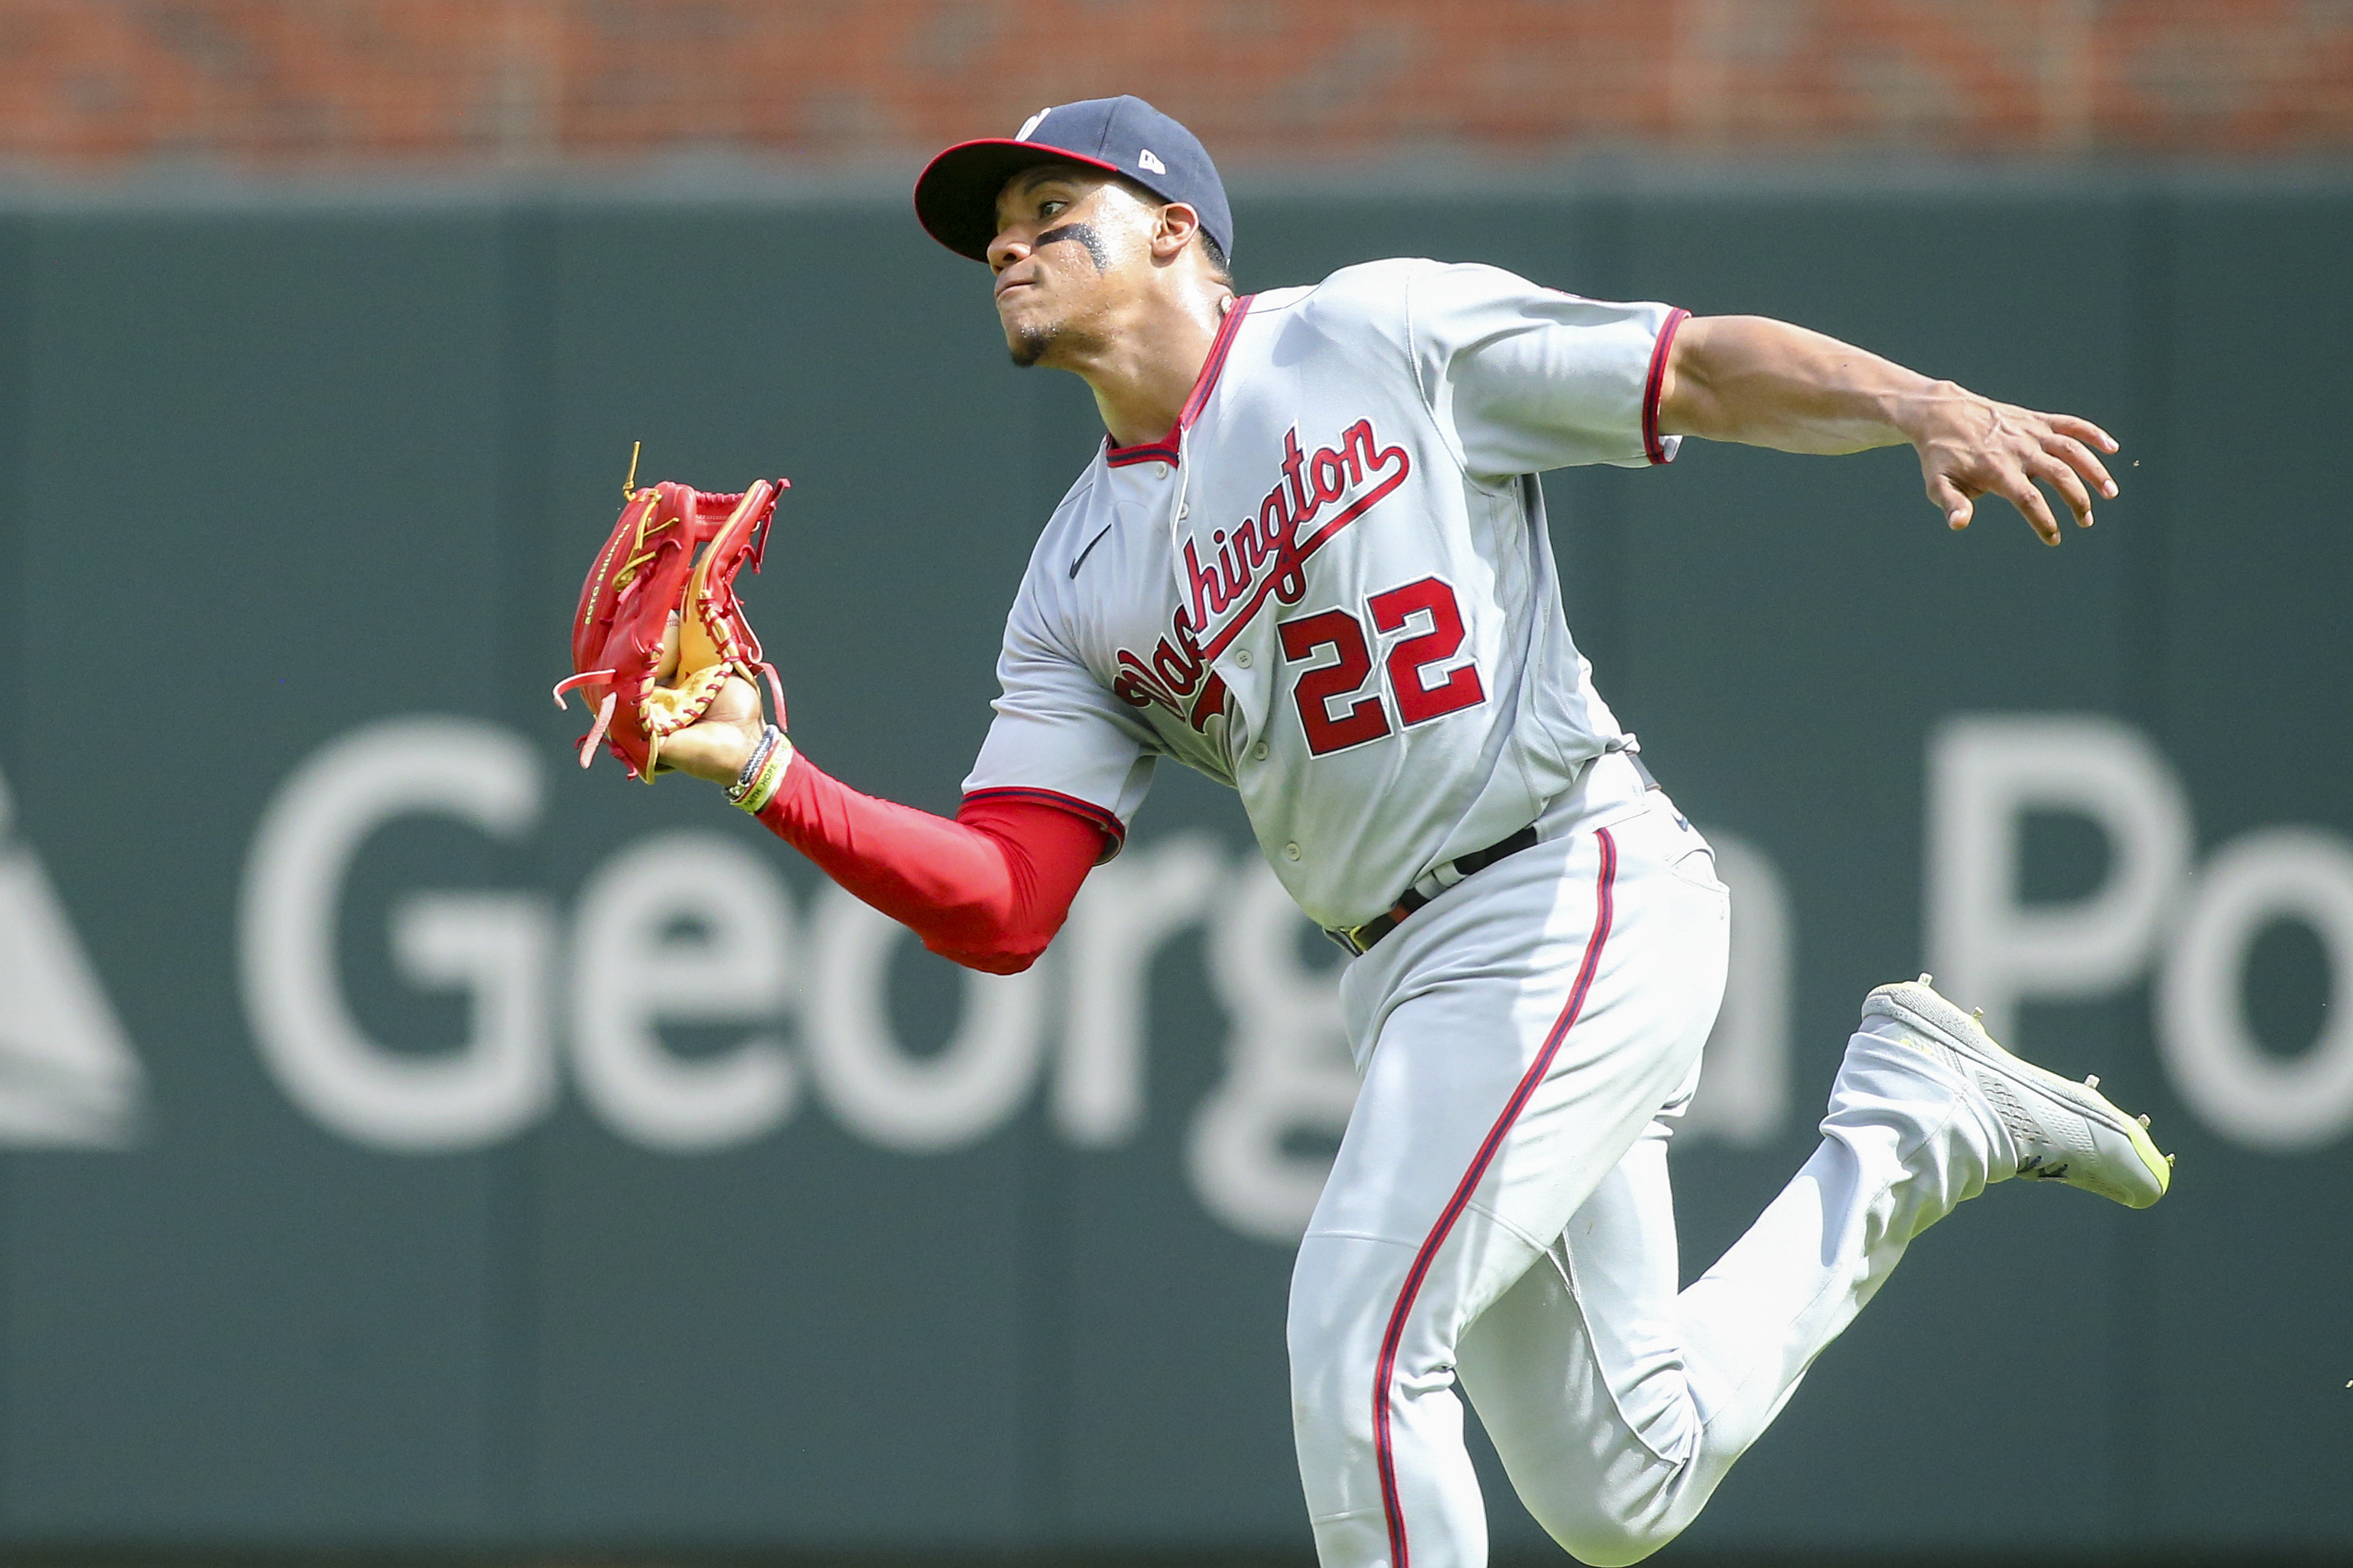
left=729, top=726, right=793, bottom=813
left=731, top=726, right=780, bottom=793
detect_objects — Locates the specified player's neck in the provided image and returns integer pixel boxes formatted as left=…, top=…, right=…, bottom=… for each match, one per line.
left=1074, top=281, right=1233, bottom=450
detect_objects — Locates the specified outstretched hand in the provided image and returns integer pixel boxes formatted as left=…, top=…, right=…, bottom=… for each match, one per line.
left=1653, top=316, right=2122, bottom=547
left=1908, top=388, right=2119, bottom=546
left=651, top=611, right=768, bottom=784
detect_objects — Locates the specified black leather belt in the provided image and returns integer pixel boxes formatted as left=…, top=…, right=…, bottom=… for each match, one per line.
left=1323, top=748, right=1662, bottom=958
left=1325, top=824, right=1542, bottom=957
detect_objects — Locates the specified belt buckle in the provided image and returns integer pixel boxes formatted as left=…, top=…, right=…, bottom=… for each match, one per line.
left=1328, top=897, right=1415, bottom=957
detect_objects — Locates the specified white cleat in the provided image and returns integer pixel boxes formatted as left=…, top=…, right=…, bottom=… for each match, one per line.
left=1862, top=975, right=2173, bottom=1209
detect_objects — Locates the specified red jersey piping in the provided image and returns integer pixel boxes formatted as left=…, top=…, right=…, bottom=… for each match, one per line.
left=960, top=785, right=1127, bottom=857
left=1103, top=294, right=1257, bottom=468
left=1643, top=307, right=1690, bottom=466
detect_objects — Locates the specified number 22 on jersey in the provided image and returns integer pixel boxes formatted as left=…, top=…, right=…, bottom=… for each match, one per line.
left=1276, top=576, right=1487, bottom=756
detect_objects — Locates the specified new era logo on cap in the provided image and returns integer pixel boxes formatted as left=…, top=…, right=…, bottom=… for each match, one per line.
left=914, top=94, right=1234, bottom=264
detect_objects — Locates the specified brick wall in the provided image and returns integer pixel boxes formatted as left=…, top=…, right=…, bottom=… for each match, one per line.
left=1, top=0, right=2347, bottom=172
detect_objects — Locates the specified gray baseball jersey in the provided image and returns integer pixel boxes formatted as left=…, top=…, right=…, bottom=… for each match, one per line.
left=961, top=258, right=1688, bottom=930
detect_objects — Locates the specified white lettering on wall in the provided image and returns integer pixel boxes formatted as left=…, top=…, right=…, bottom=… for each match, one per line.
left=803, top=884, right=1047, bottom=1155
left=1188, top=859, right=1361, bottom=1244
left=232, top=707, right=2353, bottom=1227
left=0, top=761, right=146, bottom=1145
left=570, top=831, right=799, bottom=1151
left=1055, top=833, right=1221, bottom=1148
left=1684, top=829, right=1792, bottom=1148
left=239, top=716, right=554, bottom=1151
left=1928, top=714, right=2192, bottom=1047
left=2156, top=826, right=2353, bottom=1152
left=229, top=716, right=1811, bottom=1232
left=1926, top=713, right=2353, bottom=1151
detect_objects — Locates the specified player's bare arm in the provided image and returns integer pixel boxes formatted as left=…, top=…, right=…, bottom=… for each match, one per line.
left=1654, top=313, right=2121, bottom=545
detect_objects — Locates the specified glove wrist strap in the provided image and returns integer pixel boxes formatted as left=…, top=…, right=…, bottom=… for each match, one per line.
left=729, top=726, right=792, bottom=813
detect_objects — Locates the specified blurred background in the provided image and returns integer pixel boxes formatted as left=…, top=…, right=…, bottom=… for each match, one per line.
left=0, top=3, right=2348, bottom=1566
left=2, top=0, right=2351, bottom=170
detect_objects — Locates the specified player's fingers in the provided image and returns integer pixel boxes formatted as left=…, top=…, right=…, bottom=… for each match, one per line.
left=1993, top=466, right=2063, bottom=544
left=2042, top=430, right=2118, bottom=501
left=657, top=677, right=765, bottom=784
left=2027, top=450, right=2096, bottom=528
left=703, top=670, right=764, bottom=729
left=2047, top=412, right=2120, bottom=454
left=1926, top=472, right=1974, bottom=531
left=655, top=609, right=682, bottom=683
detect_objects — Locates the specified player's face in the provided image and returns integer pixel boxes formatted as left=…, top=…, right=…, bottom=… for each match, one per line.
left=986, top=167, right=1155, bottom=367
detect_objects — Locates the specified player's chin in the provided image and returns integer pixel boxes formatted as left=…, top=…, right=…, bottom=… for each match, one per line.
left=1005, top=318, right=1059, bottom=369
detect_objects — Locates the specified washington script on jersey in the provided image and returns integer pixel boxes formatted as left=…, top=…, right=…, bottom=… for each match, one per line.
left=1113, top=416, right=1412, bottom=727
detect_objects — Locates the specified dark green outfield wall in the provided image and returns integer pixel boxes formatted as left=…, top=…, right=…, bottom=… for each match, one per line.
left=0, top=175, right=2346, bottom=1557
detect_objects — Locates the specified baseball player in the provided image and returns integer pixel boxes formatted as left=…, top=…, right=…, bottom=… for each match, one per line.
left=652, top=96, right=2170, bottom=1568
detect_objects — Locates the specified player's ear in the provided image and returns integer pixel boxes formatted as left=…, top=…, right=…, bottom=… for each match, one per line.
left=1152, top=200, right=1201, bottom=261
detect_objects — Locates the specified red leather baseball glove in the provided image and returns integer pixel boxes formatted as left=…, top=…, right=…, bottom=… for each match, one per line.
left=555, top=473, right=789, bottom=781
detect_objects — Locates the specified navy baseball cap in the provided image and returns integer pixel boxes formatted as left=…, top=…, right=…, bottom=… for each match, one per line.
left=915, top=95, right=1232, bottom=264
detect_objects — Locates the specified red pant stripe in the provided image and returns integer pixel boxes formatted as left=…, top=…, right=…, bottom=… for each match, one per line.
left=1370, top=826, right=1619, bottom=1568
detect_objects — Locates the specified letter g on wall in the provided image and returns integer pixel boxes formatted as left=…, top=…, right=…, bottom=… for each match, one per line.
left=239, top=716, right=557, bottom=1151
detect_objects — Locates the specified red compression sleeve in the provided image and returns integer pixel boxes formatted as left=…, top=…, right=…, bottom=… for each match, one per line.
left=754, top=752, right=1108, bottom=975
